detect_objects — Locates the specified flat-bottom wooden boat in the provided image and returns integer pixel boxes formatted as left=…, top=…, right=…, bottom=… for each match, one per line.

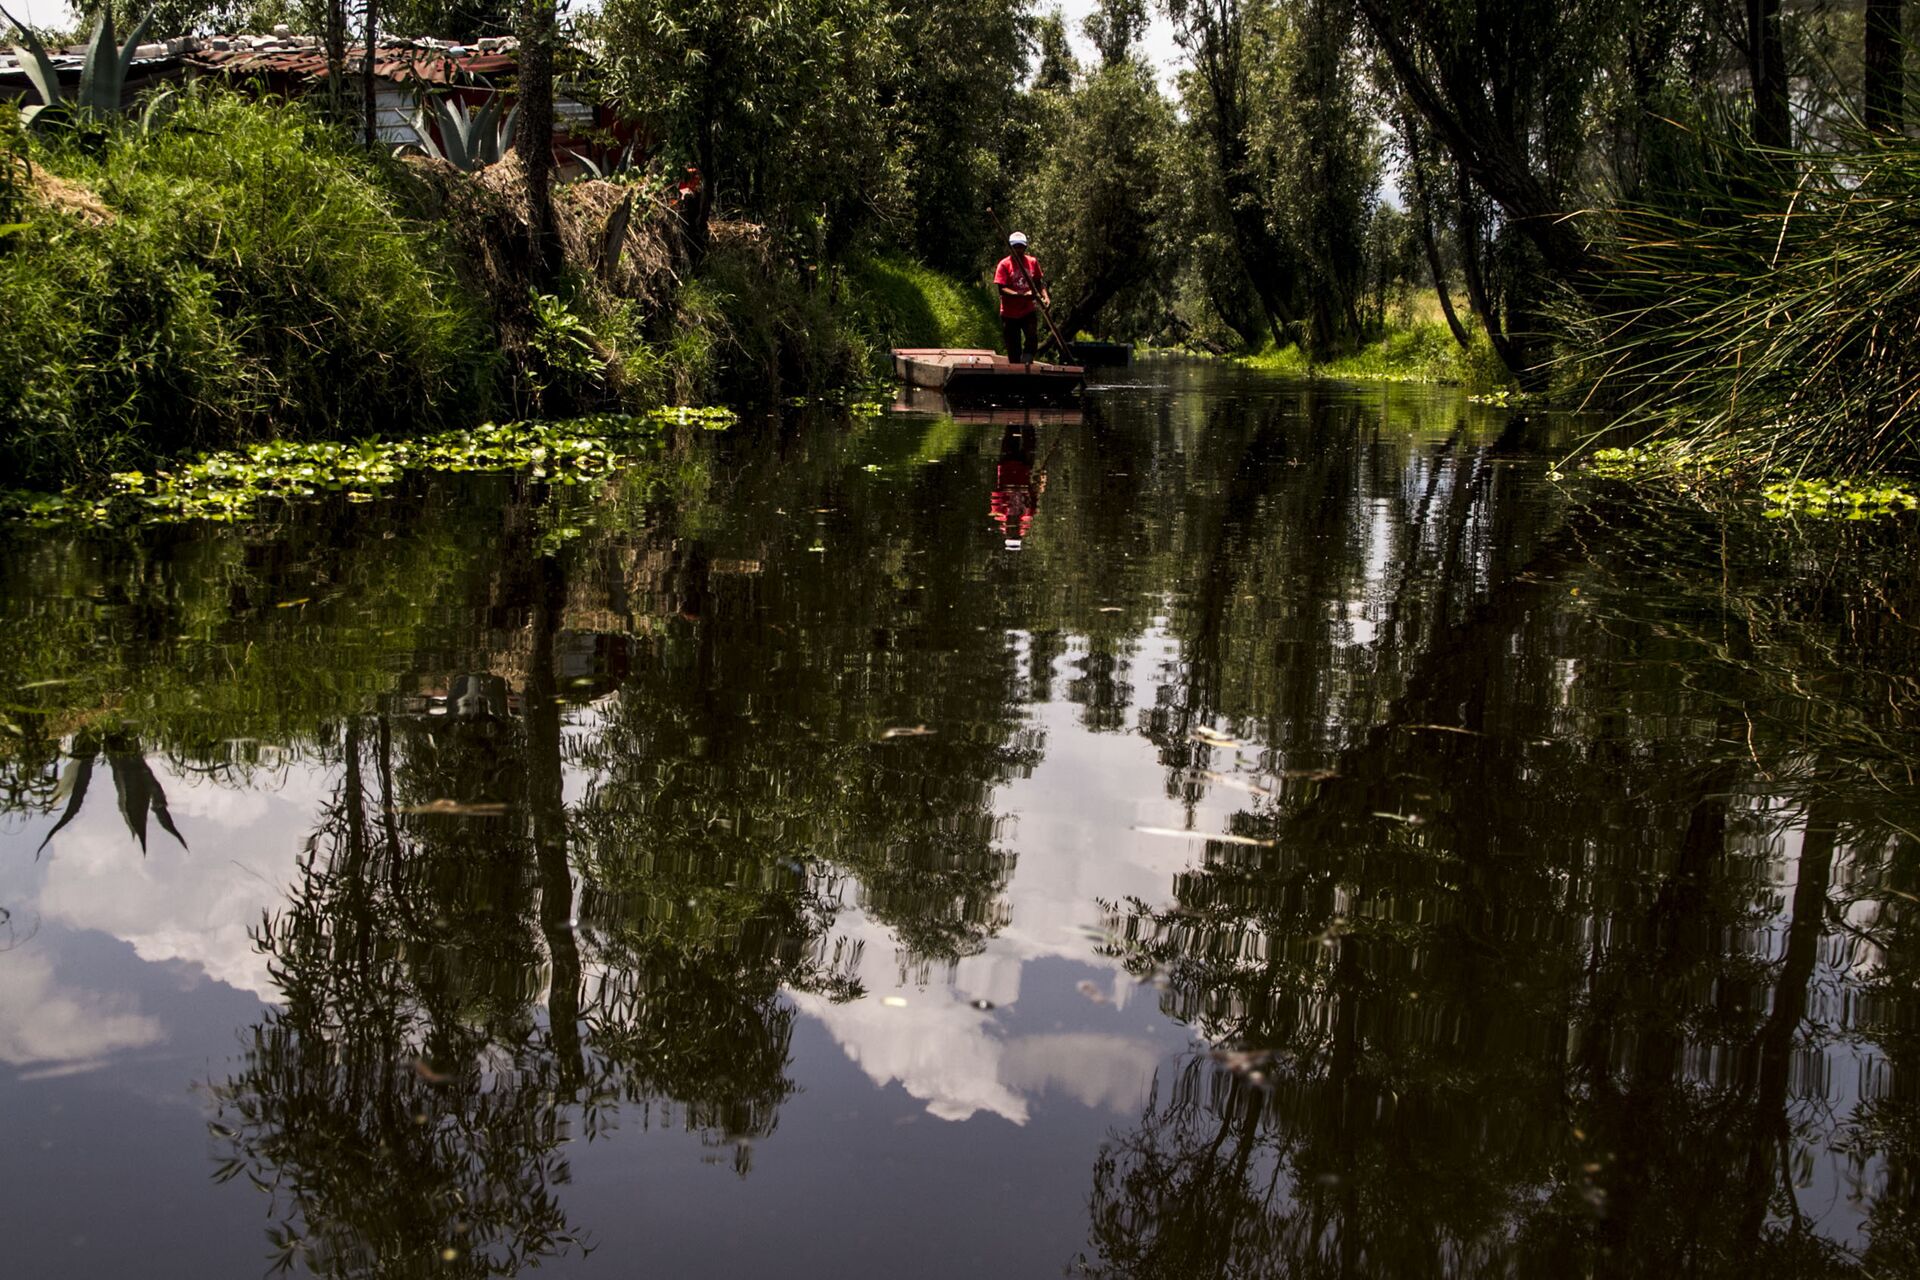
left=891, top=348, right=1084, bottom=405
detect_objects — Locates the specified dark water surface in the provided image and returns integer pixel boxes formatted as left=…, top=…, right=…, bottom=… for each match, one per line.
left=3, top=359, right=1918, bottom=1278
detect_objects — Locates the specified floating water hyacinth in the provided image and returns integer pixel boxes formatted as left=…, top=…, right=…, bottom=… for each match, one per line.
left=1760, top=477, right=1919, bottom=519
left=0, top=409, right=736, bottom=526
left=1581, top=444, right=1917, bottom=521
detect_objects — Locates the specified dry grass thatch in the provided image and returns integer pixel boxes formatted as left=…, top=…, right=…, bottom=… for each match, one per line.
left=21, top=160, right=114, bottom=226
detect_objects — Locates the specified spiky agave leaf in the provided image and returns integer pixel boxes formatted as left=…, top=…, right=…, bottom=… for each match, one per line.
left=409, top=107, right=446, bottom=162
left=432, top=95, right=474, bottom=170
left=470, top=93, right=503, bottom=164
left=0, top=1, right=66, bottom=112
left=111, top=9, right=155, bottom=109
left=76, top=8, right=153, bottom=116
left=36, top=751, right=94, bottom=855
left=497, top=102, right=519, bottom=157
left=107, top=744, right=186, bottom=853
left=75, top=10, right=112, bottom=115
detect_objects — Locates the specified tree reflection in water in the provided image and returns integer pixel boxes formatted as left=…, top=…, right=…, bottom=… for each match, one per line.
left=5, top=379, right=1919, bottom=1276
left=192, top=442, right=1043, bottom=1273
left=1085, top=470, right=1920, bottom=1277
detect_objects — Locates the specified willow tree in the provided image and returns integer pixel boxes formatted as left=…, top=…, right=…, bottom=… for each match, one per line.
left=591, top=0, right=899, bottom=265
left=1165, top=0, right=1304, bottom=348
left=1012, top=7, right=1177, bottom=340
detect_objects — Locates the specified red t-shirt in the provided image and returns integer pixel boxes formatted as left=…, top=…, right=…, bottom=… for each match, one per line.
left=994, top=254, right=1044, bottom=318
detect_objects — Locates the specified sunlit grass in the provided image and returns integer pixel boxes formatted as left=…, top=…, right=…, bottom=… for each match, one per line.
left=1240, top=318, right=1506, bottom=389
left=843, top=254, right=1000, bottom=353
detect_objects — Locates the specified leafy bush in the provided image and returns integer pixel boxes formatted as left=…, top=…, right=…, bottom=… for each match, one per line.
left=0, top=88, right=499, bottom=486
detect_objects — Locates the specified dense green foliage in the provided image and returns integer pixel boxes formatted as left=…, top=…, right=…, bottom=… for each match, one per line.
left=1567, top=133, right=1920, bottom=473
left=0, top=91, right=498, bottom=486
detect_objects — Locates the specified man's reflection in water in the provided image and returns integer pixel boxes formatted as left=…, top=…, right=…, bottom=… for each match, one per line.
left=991, top=422, right=1045, bottom=550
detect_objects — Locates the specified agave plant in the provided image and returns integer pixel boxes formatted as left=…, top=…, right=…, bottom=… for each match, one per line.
left=1, top=5, right=155, bottom=128
left=412, top=93, right=517, bottom=172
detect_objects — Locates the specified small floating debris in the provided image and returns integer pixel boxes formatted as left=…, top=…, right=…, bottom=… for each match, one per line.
left=1133, top=825, right=1276, bottom=848
left=1371, top=811, right=1425, bottom=826
left=1396, top=723, right=1485, bottom=737
left=412, top=1056, right=454, bottom=1084
left=880, top=724, right=936, bottom=740
left=1191, top=726, right=1239, bottom=747
left=882, top=996, right=909, bottom=1008
left=1076, top=980, right=1108, bottom=1005
left=1193, top=770, right=1273, bottom=798
left=1209, top=1046, right=1277, bottom=1076
left=969, top=999, right=995, bottom=1011
left=393, top=800, right=512, bottom=816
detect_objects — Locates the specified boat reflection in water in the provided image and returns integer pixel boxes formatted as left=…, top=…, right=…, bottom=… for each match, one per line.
left=890, top=384, right=1084, bottom=425
left=888, top=388, right=1077, bottom=552
left=991, top=422, right=1041, bottom=550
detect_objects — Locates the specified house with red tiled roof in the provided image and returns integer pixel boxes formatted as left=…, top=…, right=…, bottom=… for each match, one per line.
left=0, top=27, right=637, bottom=170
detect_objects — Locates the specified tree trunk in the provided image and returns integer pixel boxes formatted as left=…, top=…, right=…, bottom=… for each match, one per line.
left=516, top=0, right=560, bottom=287
left=324, top=0, right=347, bottom=123
left=362, top=0, right=378, bottom=149
left=527, top=554, right=583, bottom=1094
left=1175, top=1, right=1300, bottom=347
left=1455, top=174, right=1522, bottom=378
left=1736, top=795, right=1839, bottom=1243
left=1404, top=115, right=1471, bottom=349
left=1865, top=0, right=1904, bottom=135
left=1745, top=0, right=1790, bottom=149
left=686, top=115, right=716, bottom=266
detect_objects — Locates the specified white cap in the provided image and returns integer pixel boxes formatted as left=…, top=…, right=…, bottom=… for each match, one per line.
left=1008, top=231, right=1028, bottom=246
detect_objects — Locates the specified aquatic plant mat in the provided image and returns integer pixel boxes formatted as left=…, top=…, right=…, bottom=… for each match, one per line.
left=0, top=408, right=735, bottom=525
left=1574, top=444, right=1919, bottom=519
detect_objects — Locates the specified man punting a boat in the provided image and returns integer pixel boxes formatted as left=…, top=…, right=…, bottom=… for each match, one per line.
left=994, top=232, right=1051, bottom=365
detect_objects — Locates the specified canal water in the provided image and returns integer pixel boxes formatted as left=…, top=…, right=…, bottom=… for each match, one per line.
left=2, top=359, right=1916, bottom=1277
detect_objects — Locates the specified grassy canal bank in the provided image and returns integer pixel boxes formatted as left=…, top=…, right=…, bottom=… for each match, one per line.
left=0, top=91, right=996, bottom=492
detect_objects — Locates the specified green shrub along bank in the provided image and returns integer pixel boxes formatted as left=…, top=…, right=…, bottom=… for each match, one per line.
left=842, top=254, right=1000, bottom=352
left=0, top=92, right=954, bottom=492
left=1, top=93, right=500, bottom=487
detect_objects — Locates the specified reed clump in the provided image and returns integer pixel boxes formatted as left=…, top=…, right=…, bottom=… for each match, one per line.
left=1572, top=125, right=1920, bottom=478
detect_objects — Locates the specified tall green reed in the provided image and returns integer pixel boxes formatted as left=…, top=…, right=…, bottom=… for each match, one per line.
left=1570, top=116, right=1920, bottom=477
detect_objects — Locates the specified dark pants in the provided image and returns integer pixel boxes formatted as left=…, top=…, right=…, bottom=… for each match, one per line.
left=1002, top=313, right=1038, bottom=364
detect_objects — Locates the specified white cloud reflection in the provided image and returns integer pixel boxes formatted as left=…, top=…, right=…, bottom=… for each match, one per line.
left=0, top=948, right=164, bottom=1068
left=23, top=766, right=328, bottom=1003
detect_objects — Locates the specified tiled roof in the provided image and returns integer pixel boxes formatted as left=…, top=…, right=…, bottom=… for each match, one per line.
left=1, top=33, right=520, bottom=86
left=187, top=35, right=520, bottom=84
